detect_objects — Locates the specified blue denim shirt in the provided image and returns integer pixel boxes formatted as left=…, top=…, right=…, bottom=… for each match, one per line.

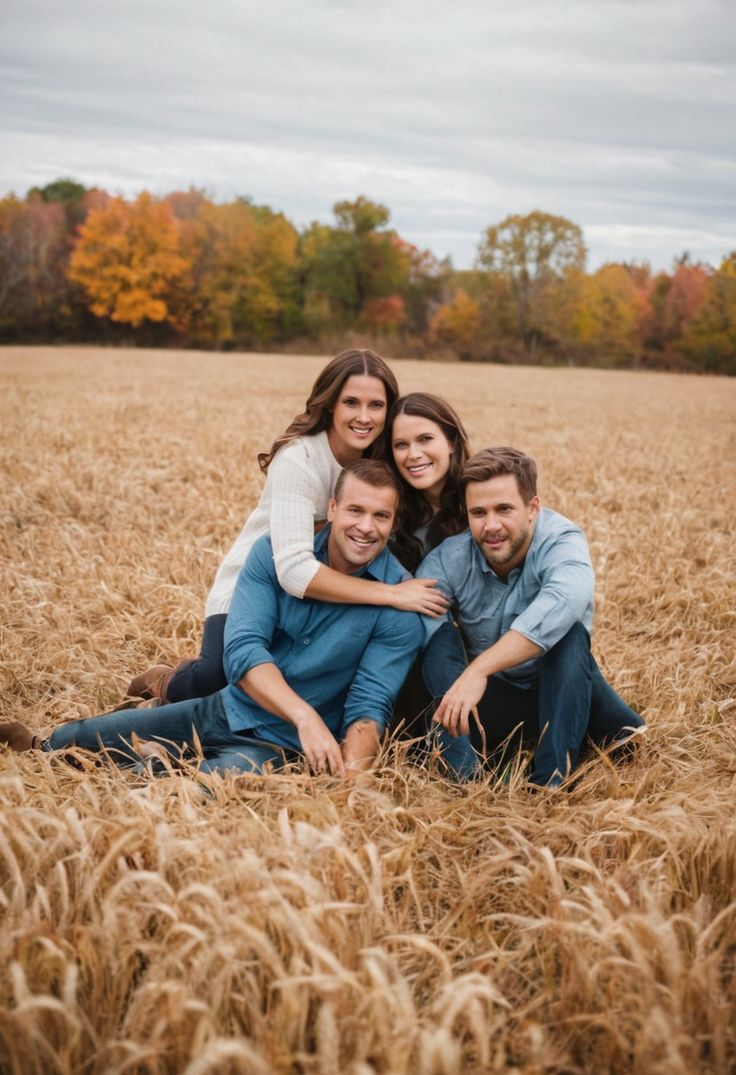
left=416, top=508, right=594, bottom=686
left=222, top=528, right=424, bottom=749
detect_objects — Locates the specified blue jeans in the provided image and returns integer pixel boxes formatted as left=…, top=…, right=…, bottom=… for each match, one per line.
left=44, top=691, right=291, bottom=776
left=422, top=622, right=645, bottom=786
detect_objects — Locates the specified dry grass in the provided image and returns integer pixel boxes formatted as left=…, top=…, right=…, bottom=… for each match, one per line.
left=1, top=345, right=735, bottom=1074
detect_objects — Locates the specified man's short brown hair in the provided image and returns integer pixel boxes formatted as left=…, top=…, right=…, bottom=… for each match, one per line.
left=462, top=447, right=538, bottom=502
left=334, top=458, right=401, bottom=503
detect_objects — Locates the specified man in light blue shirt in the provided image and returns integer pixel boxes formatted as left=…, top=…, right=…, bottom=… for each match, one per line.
left=2, top=461, right=424, bottom=778
left=417, top=447, right=644, bottom=787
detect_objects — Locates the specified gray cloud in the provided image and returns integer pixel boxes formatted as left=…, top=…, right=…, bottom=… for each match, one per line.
left=2, top=0, right=734, bottom=269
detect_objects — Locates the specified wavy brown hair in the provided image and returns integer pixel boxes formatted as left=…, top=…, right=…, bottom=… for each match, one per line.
left=387, top=393, right=471, bottom=571
left=258, top=349, right=400, bottom=472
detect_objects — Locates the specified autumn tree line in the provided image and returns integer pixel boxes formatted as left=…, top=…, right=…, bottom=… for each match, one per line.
left=1, top=178, right=734, bottom=372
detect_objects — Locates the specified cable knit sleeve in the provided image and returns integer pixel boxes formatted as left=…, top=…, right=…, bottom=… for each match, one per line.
left=204, top=432, right=340, bottom=615
left=267, top=437, right=338, bottom=598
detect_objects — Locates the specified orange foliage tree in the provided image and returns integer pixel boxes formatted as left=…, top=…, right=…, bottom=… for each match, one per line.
left=359, top=294, right=406, bottom=333
left=682, top=254, right=736, bottom=373
left=641, top=259, right=710, bottom=361
left=662, top=262, right=709, bottom=343
left=69, top=193, right=189, bottom=328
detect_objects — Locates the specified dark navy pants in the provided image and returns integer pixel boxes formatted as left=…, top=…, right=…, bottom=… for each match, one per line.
left=166, top=614, right=228, bottom=702
left=422, top=622, right=645, bottom=786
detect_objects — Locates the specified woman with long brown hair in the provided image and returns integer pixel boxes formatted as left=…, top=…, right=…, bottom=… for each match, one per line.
left=386, top=392, right=472, bottom=736
left=388, top=392, right=471, bottom=570
left=128, top=350, right=448, bottom=704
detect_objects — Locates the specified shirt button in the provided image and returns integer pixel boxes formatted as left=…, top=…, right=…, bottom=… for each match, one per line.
left=304, top=638, right=310, bottom=645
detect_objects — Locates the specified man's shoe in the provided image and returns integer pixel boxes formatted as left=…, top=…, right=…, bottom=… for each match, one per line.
left=608, top=727, right=644, bottom=762
left=127, top=664, right=174, bottom=701
left=0, top=721, right=39, bottom=752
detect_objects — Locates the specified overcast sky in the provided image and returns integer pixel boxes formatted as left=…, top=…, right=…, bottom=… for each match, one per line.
left=2, top=0, right=735, bottom=271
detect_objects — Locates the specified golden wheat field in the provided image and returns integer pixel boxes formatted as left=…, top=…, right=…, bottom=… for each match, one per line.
left=1, top=346, right=735, bottom=1075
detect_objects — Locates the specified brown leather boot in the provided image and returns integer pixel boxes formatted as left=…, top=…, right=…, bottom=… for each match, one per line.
left=0, top=721, right=40, bottom=751
left=127, top=664, right=174, bottom=701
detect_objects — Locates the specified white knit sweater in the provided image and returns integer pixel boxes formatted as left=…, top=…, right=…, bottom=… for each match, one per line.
left=205, top=431, right=343, bottom=617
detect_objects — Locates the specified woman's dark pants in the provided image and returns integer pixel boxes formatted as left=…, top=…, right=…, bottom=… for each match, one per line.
left=166, top=613, right=228, bottom=702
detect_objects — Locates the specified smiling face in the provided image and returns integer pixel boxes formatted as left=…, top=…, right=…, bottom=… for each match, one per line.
left=326, top=473, right=398, bottom=574
left=391, top=413, right=454, bottom=511
left=327, top=374, right=388, bottom=465
left=466, top=473, right=540, bottom=579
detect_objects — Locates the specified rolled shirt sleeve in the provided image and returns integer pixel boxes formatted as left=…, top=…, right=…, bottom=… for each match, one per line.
left=509, top=534, right=594, bottom=652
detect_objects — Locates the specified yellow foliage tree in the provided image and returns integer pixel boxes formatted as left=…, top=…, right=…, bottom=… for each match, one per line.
left=68, top=193, right=189, bottom=328
left=168, top=196, right=299, bottom=348
left=477, top=210, right=587, bottom=359
left=429, top=289, right=484, bottom=359
left=580, top=264, right=640, bottom=361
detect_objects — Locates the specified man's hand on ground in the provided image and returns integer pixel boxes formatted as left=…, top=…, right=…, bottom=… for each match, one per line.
left=341, top=719, right=380, bottom=775
left=294, top=711, right=345, bottom=776
left=433, top=667, right=488, bottom=737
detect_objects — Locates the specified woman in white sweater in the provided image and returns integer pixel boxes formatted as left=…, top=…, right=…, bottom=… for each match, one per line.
left=129, top=349, right=448, bottom=703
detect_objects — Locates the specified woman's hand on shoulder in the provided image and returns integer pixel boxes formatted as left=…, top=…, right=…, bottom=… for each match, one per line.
left=389, top=578, right=450, bottom=617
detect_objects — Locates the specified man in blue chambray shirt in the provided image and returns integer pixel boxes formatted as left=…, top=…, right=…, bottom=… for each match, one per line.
left=416, top=447, right=644, bottom=787
left=2, top=461, right=424, bottom=778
